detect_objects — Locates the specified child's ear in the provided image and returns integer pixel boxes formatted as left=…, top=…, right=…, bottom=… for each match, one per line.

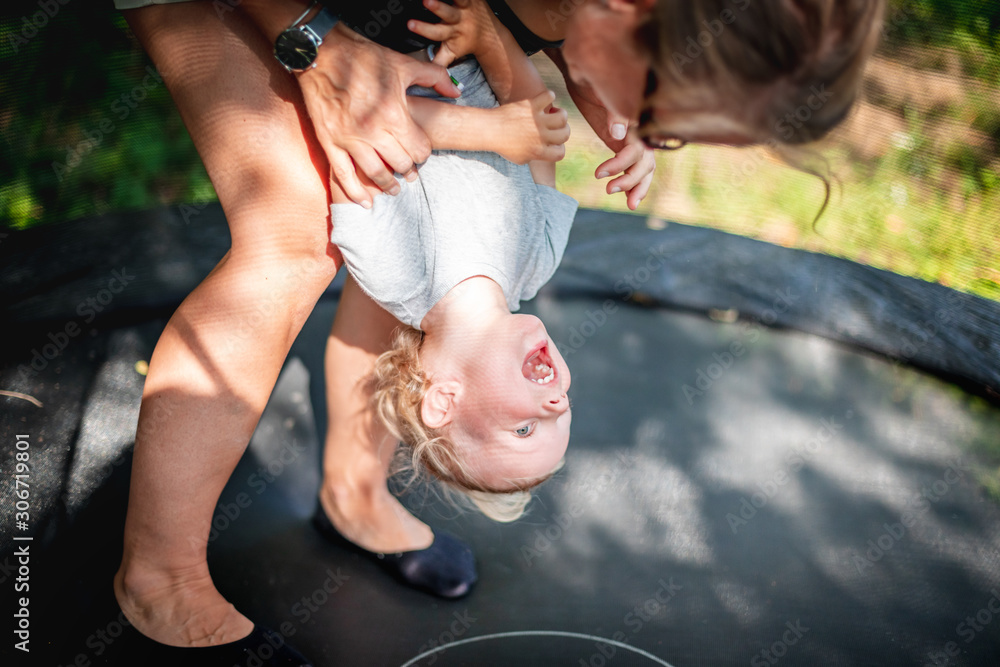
left=421, top=380, right=461, bottom=429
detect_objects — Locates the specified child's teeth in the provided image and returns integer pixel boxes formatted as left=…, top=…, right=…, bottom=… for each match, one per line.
left=531, top=368, right=555, bottom=384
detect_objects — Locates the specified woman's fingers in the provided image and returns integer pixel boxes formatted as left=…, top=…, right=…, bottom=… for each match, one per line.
left=609, top=120, right=628, bottom=141
left=626, top=171, right=655, bottom=210
left=346, top=141, right=400, bottom=195
left=607, top=149, right=656, bottom=208
left=594, top=141, right=643, bottom=179
left=369, top=130, right=417, bottom=179
left=606, top=167, right=645, bottom=196
left=403, top=59, right=461, bottom=100
left=327, top=145, right=374, bottom=207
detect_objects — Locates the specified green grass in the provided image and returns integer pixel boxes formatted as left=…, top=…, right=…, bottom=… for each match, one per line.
left=555, top=133, right=1000, bottom=302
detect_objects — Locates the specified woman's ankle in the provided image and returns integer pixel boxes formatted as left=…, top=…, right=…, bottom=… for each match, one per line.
left=113, top=561, right=253, bottom=647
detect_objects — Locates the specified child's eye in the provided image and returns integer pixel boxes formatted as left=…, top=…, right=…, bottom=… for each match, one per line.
left=514, top=423, right=535, bottom=438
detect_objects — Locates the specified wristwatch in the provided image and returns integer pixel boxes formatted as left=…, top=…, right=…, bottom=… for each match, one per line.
left=274, top=2, right=340, bottom=73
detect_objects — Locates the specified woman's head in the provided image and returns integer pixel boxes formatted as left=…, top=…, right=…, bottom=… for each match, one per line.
left=373, top=316, right=572, bottom=522
left=561, top=0, right=885, bottom=148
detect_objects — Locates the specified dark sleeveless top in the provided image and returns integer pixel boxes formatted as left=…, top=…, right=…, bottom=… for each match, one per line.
left=326, top=0, right=563, bottom=55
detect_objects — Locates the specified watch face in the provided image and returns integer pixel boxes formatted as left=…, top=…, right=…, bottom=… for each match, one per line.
left=275, top=29, right=319, bottom=71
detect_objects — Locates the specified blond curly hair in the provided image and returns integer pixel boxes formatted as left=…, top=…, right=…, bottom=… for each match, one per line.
left=372, top=326, right=556, bottom=522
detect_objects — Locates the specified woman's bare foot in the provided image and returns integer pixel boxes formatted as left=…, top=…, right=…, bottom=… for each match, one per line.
left=113, top=563, right=254, bottom=648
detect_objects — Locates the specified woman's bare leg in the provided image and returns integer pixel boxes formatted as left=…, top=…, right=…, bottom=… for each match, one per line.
left=115, top=3, right=338, bottom=647
left=319, top=276, right=433, bottom=552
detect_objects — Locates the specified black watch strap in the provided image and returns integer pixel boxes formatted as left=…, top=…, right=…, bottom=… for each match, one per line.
left=304, top=6, right=339, bottom=40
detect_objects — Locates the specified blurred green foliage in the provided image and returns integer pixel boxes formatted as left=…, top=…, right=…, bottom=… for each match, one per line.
left=0, top=5, right=210, bottom=230
left=885, top=0, right=1000, bottom=85
left=0, top=1, right=998, bottom=304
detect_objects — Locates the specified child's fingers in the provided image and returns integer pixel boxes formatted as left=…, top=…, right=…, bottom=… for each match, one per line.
left=407, top=19, right=456, bottom=43
left=432, top=44, right=458, bottom=67
left=422, top=0, right=463, bottom=23
left=542, top=106, right=569, bottom=130
left=530, top=89, right=557, bottom=112
left=543, top=123, right=571, bottom=146
left=541, top=144, right=566, bottom=162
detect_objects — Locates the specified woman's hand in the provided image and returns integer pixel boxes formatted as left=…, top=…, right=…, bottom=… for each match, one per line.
left=298, top=24, right=461, bottom=207
left=545, top=48, right=656, bottom=210
left=407, top=0, right=497, bottom=67
left=494, top=90, right=570, bottom=165
left=595, top=128, right=656, bottom=211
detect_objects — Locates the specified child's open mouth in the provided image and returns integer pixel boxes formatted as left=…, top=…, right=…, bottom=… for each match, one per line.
left=523, top=344, right=556, bottom=385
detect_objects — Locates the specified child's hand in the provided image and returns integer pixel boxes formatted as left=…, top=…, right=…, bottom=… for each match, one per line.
left=595, top=128, right=656, bottom=210
left=408, top=0, right=497, bottom=67
left=495, top=90, right=570, bottom=165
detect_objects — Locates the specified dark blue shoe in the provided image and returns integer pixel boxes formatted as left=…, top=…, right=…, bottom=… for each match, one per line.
left=312, top=503, right=477, bottom=599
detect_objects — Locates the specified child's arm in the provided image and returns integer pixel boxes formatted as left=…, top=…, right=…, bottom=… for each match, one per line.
left=406, top=0, right=568, bottom=166
left=407, top=91, right=566, bottom=164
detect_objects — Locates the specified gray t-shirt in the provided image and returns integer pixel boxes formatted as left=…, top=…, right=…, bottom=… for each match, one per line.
left=330, top=59, right=578, bottom=330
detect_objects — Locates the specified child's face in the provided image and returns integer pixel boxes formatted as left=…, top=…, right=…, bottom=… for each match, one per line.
left=449, top=314, right=572, bottom=489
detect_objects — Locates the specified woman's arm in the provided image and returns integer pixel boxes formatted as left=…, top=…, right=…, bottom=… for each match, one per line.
left=544, top=47, right=656, bottom=211
left=238, top=0, right=460, bottom=207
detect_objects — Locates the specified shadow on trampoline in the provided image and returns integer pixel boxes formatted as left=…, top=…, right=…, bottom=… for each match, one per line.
left=2, top=205, right=999, bottom=666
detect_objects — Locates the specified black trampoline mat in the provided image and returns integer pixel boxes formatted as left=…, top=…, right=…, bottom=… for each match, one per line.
left=21, top=293, right=996, bottom=666
left=3, top=208, right=999, bottom=666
